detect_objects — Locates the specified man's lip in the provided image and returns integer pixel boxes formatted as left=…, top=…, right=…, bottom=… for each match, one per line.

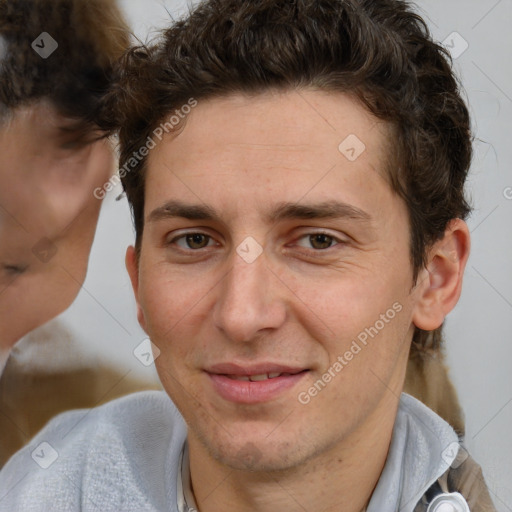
left=206, top=366, right=309, bottom=404
left=205, top=362, right=307, bottom=376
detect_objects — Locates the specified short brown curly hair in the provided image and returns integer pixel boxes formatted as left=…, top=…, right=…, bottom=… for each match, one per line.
left=102, top=0, right=473, bottom=352
left=0, top=0, right=130, bottom=125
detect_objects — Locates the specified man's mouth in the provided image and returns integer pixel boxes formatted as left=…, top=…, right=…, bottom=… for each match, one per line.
left=205, top=364, right=308, bottom=403
left=225, top=372, right=303, bottom=382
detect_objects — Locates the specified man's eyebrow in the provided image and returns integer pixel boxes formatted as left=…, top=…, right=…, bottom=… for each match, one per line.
left=267, top=201, right=372, bottom=223
left=147, top=200, right=220, bottom=223
left=147, top=199, right=372, bottom=224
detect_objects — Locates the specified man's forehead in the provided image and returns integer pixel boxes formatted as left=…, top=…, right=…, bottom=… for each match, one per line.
left=154, top=90, right=389, bottom=155
left=143, top=90, right=395, bottom=224
left=148, top=94, right=390, bottom=173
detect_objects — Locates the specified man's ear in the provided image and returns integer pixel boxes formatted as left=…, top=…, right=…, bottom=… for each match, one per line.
left=126, top=245, right=147, bottom=332
left=412, top=219, right=471, bottom=331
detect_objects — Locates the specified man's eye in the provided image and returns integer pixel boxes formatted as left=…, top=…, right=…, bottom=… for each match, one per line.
left=60, top=133, right=102, bottom=150
left=2, top=263, right=28, bottom=276
left=295, top=233, right=342, bottom=250
left=171, top=233, right=215, bottom=250
left=60, top=139, right=93, bottom=150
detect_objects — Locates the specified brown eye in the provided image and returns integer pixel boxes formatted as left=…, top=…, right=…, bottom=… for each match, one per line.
left=167, top=232, right=217, bottom=252
left=184, top=233, right=211, bottom=249
left=308, top=233, right=334, bottom=250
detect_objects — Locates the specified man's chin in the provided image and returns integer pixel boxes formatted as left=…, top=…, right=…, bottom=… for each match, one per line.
left=215, top=443, right=299, bottom=473
left=193, top=431, right=319, bottom=474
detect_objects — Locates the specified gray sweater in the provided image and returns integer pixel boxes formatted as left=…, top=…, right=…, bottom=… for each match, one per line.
left=0, top=391, right=493, bottom=511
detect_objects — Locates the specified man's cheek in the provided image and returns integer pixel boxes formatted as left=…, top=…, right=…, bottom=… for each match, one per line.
left=140, top=276, right=182, bottom=328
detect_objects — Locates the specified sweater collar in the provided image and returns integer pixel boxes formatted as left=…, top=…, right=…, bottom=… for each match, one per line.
left=367, top=393, right=459, bottom=512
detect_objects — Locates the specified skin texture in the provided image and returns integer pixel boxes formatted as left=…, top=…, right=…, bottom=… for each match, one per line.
left=0, top=101, right=114, bottom=353
left=126, top=90, right=470, bottom=512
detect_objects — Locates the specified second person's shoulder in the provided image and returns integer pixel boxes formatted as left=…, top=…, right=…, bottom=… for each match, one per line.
left=0, top=390, right=187, bottom=511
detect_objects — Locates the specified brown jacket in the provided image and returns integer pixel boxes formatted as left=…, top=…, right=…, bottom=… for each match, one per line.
left=414, top=452, right=497, bottom=511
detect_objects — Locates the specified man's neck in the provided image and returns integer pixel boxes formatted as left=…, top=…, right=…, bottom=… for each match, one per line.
left=187, top=394, right=400, bottom=512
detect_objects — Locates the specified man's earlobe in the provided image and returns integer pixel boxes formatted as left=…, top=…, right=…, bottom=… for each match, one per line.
left=412, top=219, right=471, bottom=331
left=125, top=245, right=147, bottom=332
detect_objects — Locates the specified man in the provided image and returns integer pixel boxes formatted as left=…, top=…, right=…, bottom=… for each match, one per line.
left=0, top=0, right=497, bottom=510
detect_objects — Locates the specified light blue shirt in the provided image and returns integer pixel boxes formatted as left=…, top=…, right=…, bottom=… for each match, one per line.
left=0, top=391, right=468, bottom=511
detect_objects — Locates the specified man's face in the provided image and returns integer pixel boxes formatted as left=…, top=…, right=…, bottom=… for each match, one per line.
left=0, top=101, right=113, bottom=350
left=132, top=90, right=423, bottom=471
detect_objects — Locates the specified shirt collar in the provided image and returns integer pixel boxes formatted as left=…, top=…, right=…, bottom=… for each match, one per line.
left=177, top=441, right=198, bottom=512
left=367, top=393, right=459, bottom=512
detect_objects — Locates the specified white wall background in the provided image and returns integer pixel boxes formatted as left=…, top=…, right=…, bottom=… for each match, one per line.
left=54, top=0, right=512, bottom=509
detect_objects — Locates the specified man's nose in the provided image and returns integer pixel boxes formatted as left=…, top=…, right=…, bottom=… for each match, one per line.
left=212, top=250, right=287, bottom=343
